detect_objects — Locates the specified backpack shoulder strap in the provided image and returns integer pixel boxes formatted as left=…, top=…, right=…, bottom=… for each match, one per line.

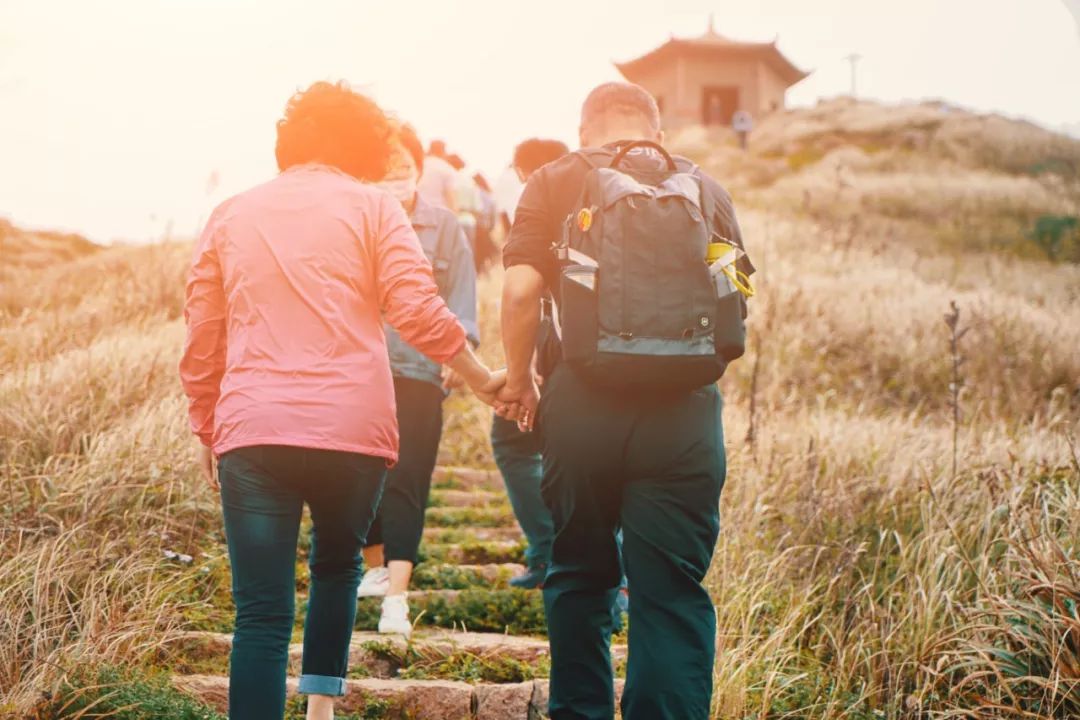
left=430, top=214, right=456, bottom=292
left=572, top=148, right=613, bottom=169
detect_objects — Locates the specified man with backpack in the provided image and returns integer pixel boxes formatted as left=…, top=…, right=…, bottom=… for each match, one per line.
left=491, top=137, right=568, bottom=591
left=497, top=82, right=753, bottom=720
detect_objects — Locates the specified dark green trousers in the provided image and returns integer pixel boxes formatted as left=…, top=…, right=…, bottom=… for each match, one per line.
left=539, top=365, right=725, bottom=720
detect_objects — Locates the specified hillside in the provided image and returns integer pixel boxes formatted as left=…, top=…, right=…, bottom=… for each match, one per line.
left=671, top=98, right=1080, bottom=261
left=2, top=102, right=1079, bottom=719
left=0, top=218, right=102, bottom=277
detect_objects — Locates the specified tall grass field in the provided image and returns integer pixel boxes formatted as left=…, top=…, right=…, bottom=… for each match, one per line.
left=2, top=99, right=1079, bottom=718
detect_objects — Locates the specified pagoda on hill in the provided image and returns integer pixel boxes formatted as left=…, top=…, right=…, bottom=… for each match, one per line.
left=615, top=17, right=809, bottom=130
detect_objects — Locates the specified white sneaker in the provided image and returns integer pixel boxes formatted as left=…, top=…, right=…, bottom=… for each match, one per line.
left=378, top=594, right=412, bottom=637
left=357, top=567, right=390, bottom=598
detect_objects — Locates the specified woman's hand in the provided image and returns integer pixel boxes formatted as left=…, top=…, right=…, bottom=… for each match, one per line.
left=198, top=443, right=219, bottom=492
left=473, top=368, right=507, bottom=406
left=446, top=345, right=506, bottom=407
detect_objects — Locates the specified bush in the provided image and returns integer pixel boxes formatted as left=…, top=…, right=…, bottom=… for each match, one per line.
left=33, top=666, right=223, bottom=720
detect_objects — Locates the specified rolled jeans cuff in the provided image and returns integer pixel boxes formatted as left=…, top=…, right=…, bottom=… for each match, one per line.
left=298, top=674, right=347, bottom=696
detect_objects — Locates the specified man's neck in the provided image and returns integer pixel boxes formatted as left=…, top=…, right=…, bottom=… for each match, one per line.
left=584, top=129, right=655, bottom=149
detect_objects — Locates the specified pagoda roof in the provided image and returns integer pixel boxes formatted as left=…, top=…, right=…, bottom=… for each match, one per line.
left=616, top=26, right=810, bottom=88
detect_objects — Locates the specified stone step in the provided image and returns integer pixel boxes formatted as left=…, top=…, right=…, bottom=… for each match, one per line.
left=419, top=540, right=525, bottom=565
left=422, top=526, right=523, bottom=544
left=174, top=628, right=624, bottom=677
left=412, top=562, right=525, bottom=590
left=424, top=505, right=516, bottom=529
left=431, top=466, right=502, bottom=493
left=174, top=674, right=625, bottom=720
left=428, top=488, right=505, bottom=508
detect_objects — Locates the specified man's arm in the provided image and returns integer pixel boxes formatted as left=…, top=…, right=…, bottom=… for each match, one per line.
left=502, top=264, right=545, bottom=393
left=497, top=170, right=557, bottom=430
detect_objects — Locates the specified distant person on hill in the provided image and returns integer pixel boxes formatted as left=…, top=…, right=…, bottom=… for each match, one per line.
left=355, top=123, right=479, bottom=637
left=492, top=163, right=523, bottom=238
left=496, top=81, right=753, bottom=720
left=416, top=139, right=458, bottom=213
left=471, top=172, right=499, bottom=272
left=179, top=81, right=503, bottom=720
left=489, top=137, right=568, bottom=591
left=447, top=153, right=479, bottom=257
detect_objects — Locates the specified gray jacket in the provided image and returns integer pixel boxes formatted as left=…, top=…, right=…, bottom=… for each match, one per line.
left=385, top=197, right=479, bottom=389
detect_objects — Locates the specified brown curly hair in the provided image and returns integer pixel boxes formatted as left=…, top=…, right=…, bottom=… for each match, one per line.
left=275, top=81, right=394, bottom=181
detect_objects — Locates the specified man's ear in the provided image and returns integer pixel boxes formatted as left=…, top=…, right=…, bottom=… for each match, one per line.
left=578, top=126, right=589, bottom=149
left=655, top=128, right=665, bottom=144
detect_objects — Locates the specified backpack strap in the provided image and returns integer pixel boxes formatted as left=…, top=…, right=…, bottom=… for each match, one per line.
left=610, top=140, right=677, bottom=171
left=430, top=217, right=455, bottom=294
left=572, top=148, right=612, bottom=169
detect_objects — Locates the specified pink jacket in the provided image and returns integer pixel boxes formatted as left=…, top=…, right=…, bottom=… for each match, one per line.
left=179, top=164, right=466, bottom=463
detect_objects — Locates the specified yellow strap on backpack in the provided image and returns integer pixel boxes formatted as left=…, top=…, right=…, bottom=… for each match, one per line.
left=720, top=265, right=755, bottom=298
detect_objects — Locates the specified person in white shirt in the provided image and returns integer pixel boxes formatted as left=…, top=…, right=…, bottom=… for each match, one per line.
left=416, top=139, right=458, bottom=212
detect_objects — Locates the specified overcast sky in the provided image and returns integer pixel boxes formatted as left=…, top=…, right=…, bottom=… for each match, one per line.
left=1, top=0, right=1078, bottom=243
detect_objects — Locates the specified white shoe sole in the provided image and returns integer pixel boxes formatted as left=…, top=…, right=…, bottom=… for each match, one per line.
left=377, top=621, right=412, bottom=637
left=357, top=585, right=389, bottom=598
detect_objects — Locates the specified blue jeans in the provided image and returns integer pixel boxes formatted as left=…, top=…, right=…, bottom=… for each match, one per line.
left=491, top=414, right=552, bottom=569
left=217, top=445, right=387, bottom=720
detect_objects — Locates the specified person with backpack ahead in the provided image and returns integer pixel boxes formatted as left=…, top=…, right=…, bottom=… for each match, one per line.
left=356, top=123, right=480, bottom=637
left=496, top=82, right=754, bottom=720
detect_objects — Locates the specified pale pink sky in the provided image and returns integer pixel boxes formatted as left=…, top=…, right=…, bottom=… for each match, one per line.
left=1, top=0, right=1077, bottom=243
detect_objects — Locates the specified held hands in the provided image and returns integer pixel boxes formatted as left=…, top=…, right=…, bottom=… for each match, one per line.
left=474, top=368, right=508, bottom=407
left=494, top=376, right=540, bottom=433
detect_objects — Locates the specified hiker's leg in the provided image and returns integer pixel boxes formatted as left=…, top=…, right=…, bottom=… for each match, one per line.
left=362, top=513, right=384, bottom=568
left=218, top=446, right=303, bottom=720
left=299, top=450, right=387, bottom=699
left=381, top=377, right=444, bottom=593
left=619, top=386, right=726, bottom=720
left=491, top=413, right=552, bottom=571
left=540, top=366, right=627, bottom=720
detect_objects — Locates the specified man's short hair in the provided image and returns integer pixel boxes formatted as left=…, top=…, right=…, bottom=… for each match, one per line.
left=513, top=138, right=570, bottom=177
left=580, top=82, right=661, bottom=133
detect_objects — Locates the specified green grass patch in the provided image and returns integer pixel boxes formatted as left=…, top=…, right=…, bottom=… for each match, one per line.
left=412, top=563, right=516, bottom=590
left=35, top=666, right=224, bottom=720
left=356, top=639, right=550, bottom=683
left=420, top=540, right=526, bottom=565
left=424, top=505, right=516, bottom=528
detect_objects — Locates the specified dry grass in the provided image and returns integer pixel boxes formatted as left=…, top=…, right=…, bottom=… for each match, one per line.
left=2, top=102, right=1079, bottom=718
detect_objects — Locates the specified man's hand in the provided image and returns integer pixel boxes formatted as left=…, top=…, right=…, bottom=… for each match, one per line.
left=442, top=367, right=465, bottom=392
left=496, top=378, right=540, bottom=432
left=198, top=443, right=219, bottom=492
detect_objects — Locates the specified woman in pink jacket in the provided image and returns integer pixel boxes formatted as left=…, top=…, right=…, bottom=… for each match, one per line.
left=179, top=81, right=502, bottom=720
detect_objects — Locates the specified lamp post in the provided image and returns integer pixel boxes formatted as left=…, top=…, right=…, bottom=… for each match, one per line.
left=843, top=52, right=862, bottom=97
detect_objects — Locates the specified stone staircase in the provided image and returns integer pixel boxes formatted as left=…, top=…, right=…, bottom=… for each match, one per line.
left=170, top=466, right=627, bottom=719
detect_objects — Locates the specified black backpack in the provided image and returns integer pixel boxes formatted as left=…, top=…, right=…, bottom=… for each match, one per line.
left=554, top=141, right=747, bottom=390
